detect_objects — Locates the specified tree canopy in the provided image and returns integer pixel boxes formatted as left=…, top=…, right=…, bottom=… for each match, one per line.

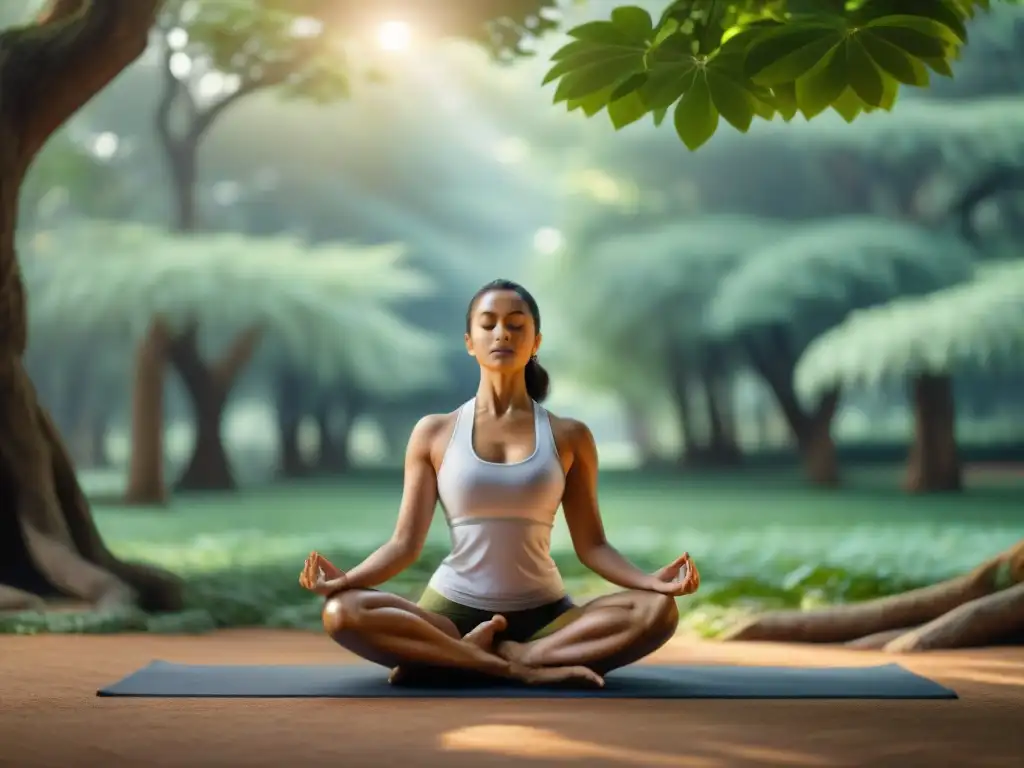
left=705, top=217, right=979, bottom=353
left=544, top=0, right=1016, bottom=149
left=795, top=261, right=1024, bottom=398
left=22, top=223, right=447, bottom=395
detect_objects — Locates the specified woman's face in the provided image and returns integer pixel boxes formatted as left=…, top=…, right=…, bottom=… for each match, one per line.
left=465, top=289, right=541, bottom=372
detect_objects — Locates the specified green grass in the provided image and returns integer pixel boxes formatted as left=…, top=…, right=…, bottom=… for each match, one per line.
left=3, top=469, right=1022, bottom=635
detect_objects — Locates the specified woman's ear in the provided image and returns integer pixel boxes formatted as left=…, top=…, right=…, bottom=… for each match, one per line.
left=464, top=332, right=474, bottom=356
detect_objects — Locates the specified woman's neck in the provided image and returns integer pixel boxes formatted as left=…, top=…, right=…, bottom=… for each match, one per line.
left=475, top=372, right=531, bottom=416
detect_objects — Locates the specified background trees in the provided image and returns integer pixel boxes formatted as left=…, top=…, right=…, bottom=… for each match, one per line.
left=796, top=261, right=1024, bottom=492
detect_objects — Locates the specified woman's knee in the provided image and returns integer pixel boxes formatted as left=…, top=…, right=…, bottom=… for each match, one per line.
left=639, top=591, right=680, bottom=635
left=322, top=589, right=370, bottom=636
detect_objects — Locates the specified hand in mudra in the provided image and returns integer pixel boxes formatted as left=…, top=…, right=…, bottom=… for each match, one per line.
left=299, top=551, right=347, bottom=596
left=650, top=553, right=700, bottom=597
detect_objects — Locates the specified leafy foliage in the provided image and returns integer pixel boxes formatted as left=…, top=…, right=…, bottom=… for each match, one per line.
left=544, top=0, right=1001, bottom=149
left=22, top=222, right=447, bottom=394
left=542, top=215, right=788, bottom=392
left=795, top=260, right=1024, bottom=398
left=705, top=217, right=978, bottom=352
left=166, top=0, right=559, bottom=111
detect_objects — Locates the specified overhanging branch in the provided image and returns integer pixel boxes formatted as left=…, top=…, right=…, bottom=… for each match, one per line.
left=10, top=0, right=163, bottom=161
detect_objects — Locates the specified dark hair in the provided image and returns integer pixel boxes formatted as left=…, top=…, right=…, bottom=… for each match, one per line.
left=466, top=278, right=551, bottom=402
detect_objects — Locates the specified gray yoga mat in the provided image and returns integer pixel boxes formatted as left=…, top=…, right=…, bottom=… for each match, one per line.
left=97, top=660, right=957, bottom=699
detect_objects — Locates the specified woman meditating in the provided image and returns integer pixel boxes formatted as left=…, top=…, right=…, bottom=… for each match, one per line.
left=298, top=279, right=700, bottom=687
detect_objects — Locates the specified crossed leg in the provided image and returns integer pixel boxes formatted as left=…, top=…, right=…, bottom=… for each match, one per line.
left=320, top=589, right=602, bottom=685
left=321, top=587, right=679, bottom=684
left=497, top=589, right=680, bottom=676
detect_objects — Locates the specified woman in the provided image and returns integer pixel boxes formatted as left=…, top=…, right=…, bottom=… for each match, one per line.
left=299, top=279, right=700, bottom=687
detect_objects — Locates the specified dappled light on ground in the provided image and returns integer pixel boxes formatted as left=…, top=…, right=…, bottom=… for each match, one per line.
left=2, top=631, right=1022, bottom=766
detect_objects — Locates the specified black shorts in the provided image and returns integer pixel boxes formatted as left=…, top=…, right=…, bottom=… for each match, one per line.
left=417, top=587, right=582, bottom=643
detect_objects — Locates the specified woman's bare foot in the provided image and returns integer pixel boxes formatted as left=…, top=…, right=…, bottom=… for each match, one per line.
left=462, top=614, right=507, bottom=652
left=495, top=639, right=529, bottom=665
left=513, top=662, right=604, bottom=688
left=390, top=615, right=508, bottom=685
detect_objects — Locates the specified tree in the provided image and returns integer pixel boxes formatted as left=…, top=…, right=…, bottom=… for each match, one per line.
left=794, top=261, right=1024, bottom=492
left=0, top=0, right=185, bottom=615
left=25, top=222, right=447, bottom=497
left=703, top=217, right=977, bottom=485
left=543, top=215, right=790, bottom=463
left=542, top=0, right=1008, bottom=150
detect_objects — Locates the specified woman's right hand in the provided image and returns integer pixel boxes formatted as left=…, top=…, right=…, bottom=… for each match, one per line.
left=299, top=551, right=348, bottom=596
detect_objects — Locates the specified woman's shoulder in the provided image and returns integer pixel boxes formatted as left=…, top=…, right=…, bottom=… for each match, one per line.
left=543, top=408, right=595, bottom=450
left=408, top=408, right=463, bottom=460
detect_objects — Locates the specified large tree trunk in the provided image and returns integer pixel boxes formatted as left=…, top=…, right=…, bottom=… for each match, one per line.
left=698, top=354, right=742, bottom=465
left=622, top=396, right=657, bottom=468
left=721, top=540, right=1024, bottom=651
left=124, top=319, right=169, bottom=505
left=666, top=357, right=698, bottom=464
left=165, top=322, right=264, bottom=491
left=904, top=373, right=962, bottom=493
left=745, top=330, right=840, bottom=486
left=0, top=0, right=182, bottom=614
left=313, top=387, right=365, bottom=475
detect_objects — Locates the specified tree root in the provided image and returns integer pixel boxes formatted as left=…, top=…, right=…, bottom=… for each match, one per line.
left=722, top=540, right=1024, bottom=651
left=1, top=355, right=183, bottom=614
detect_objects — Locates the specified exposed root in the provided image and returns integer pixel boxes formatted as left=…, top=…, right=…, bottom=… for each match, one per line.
left=722, top=541, right=1024, bottom=650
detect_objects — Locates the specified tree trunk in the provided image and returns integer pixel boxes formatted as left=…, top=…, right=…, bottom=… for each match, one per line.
left=166, top=323, right=264, bottom=492
left=904, top=373, right=962, bottom=493
left=721, top=540, right=1024, bottom=651
left=699, top=359, right=742, bottom=465
left=0, top=0, right=182, bottom=613
left=273, top=366, right=310, bottom=478
left=622, top=396, right=657, bottom=467
left=745, top=332, right=840, bottom=486
left=124, top=319, right=169, bottom=505
left=667, top=359, right=698, bottom=464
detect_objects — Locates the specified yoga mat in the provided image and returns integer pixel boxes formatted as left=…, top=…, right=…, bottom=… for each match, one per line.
left=97, top=661, right=957, bottom=699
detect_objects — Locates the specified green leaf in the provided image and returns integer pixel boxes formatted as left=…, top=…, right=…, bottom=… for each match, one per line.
left=863, top=16, right=956, bottom=58
left=746, top=26, right=845, bottom=86
left=543, top=46, right=634, bottom=85
left=706, top=70, right=757, bottom=132
left=854, top=0, right=968, bottom=42
left=831, top=88, right=865, bottom=122
left=674, top=72, right=719, bottom=150
left=567, top=86, right=616, bottom=116
left=550, top=40, right=594, bottom=61
left=857, top=31, right=930, bottom=86
left=920, top=55, right=954, bottom=77
left=795, top=45, right=847, bottom=119
left=652, top=106, right=669, bottom=126
left=567, top=20, right=635, bottom=45
left=610, top=72, right=649, bottom=102
left=610, top=6, right=654, bottom=42
left=771, top=82, right=798, bottom=121
left=553, top=54, right=646, bottom=103
left=844, top=39, right=885, bottom=107
left=640, top=63, right=698, bottom=110
left=608, top=90, right=649, bottom=129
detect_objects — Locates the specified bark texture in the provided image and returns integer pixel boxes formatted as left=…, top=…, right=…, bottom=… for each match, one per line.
left=0, top=1, right=182, bottom=613
left=721, top=540, right=1024, bottom=651
left=904, top=373, right=962, bottom=493
left=165, top=322, right=263, bottom=491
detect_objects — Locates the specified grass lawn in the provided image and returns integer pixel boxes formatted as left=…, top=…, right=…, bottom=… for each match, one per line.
left=4, top=467, right=1022, bottom=634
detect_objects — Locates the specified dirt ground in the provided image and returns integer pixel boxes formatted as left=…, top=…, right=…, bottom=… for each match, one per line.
left=1, top=630, right=1022, bottom=768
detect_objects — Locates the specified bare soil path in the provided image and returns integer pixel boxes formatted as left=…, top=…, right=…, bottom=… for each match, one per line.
left=1, top=630, right=1022, bottom=767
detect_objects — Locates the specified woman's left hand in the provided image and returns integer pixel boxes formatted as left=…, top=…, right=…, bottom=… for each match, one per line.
left=649, top=553, right=700, bottom=597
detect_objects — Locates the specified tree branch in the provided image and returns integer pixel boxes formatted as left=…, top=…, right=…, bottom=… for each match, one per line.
left=10, top=0, right=163, bottom=161
left=213, top=324, right=265, bottom=390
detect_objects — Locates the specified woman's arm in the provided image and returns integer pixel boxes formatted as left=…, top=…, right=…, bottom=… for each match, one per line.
left=335, top=414, right=446, bottom=590
left=560, top=419, right=662, bottom=592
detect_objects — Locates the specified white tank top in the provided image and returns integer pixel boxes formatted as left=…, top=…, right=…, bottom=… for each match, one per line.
left=427, top=398, right=567, bottom=612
